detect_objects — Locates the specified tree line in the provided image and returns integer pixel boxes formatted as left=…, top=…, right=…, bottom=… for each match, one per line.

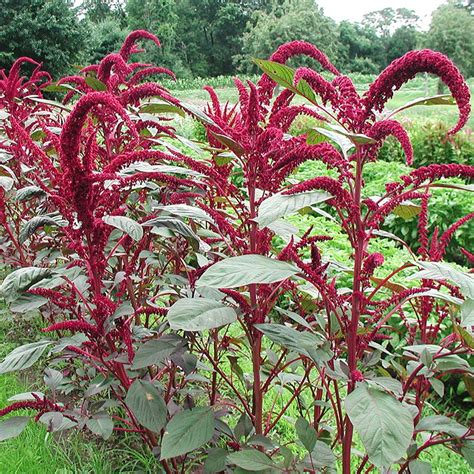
left=0, top=0, right=472, bottom=79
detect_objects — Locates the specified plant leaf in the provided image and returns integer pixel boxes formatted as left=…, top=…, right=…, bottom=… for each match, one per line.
left=103, top=215, right=143, bottom=241
left=125, top=380, right=167, bottom=432
left=0, top=267, right=52, bottom=303
left=196, top=255, right=298, bottom=288
left=85, top=76, right=107, bottom=91
left=160, top=407, right=215, bottom=460
left=255, top=323, right=330, bottom=363
left=227, top=449, right=278, bottom=471
left=416, top=415, right=468, bottom=437
left=0, top=416, right=29, bottom=441
left=131, top=335, right=183, bottom=370
left=86, top=414, right=114, bottom=440
left=253, top=58, right=317, bottom=103
left=296, top=417, right=317, bottom=452
left=167, top=298, right=237, bottom=331
left=19, top=216, right=61, bottom=244
left=345, top=384, right=413, bottom=467
left=0, top=340, right=52, bottom=373
left=389, top=94, right=455, bottom=117
left=409, top=261, right=474, bottom=299
left=255, top=190, right=331, bottom=227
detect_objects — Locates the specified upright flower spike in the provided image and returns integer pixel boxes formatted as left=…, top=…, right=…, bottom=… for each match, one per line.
left=363, top=50, right=471, bottom=134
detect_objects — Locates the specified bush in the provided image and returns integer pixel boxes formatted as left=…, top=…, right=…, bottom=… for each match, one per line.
left=379, top=119, right=474, bottom=168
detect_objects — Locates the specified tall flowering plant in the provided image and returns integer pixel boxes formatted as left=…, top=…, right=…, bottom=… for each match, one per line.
left=0, top=33, right=472, bottom=474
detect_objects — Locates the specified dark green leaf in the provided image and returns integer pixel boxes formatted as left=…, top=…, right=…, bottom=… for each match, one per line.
left=204, top=447, right=228, bottom=473
left=416, top=415, right=468, bottom=437
left=0, top=267, right=52, bottom=303
left=255, top=191, right=331, bottom=228
left=345, top=384, right=413, bottom=467
left=131, top=336, right=183, bottom=370
left=86, top=414, right=114, bottom=440
left=296, top=417, right=317, bottom=452
left=85, top=76, right=107, bottom=91
left=125, top=380, right=167, bottom=432
left=19, top=216, right=61, bottom=244
left=160, top=407, right=215, bottom=460
left=227, top=449, right=278, bottom=471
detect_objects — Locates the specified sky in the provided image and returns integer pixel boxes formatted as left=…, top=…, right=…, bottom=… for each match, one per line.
left=316, top=0, right=446, bottom=29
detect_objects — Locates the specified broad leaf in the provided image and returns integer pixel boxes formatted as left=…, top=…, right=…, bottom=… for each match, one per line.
left=309, top=127, right=354, bottom=157
left=309, top=441, right=336, bottom=468
left=144, top=216, right=201, bottom=250
left=103, top=215, right=143, bottom=241
left=256, top=323, right=330, bottom=363
left=393, top=201, right=422, bottom=220
left=196, top=255, right=298, bottom=288
left=325, top=124, right=377, bottom=145
left=19, top=216, right=61, bottom=244
left=156, top=204, right=214, bottom=224
left=0, top=340, right=52, bottom=373
left=139, top=102, right=185, bottom=117
left=461, top=299, right=474, bottom=327
left=85, top=76, right=107, bottom=91
left=254, top=58, right=317, bottom=103
left=86, top=414, right=114, bottom=440
left=131, top=335, right=183, bottom=370
left=345, top=384, right=413, bottom=467
left=167, top=298, right=237, bottom=331
left=39, top=412, right=76, bottom=432
left=0, top=416, right=29, bottom=441
left=389, top=94, right=455, bottom=117
left=416, top=415, right=468, bottom=437
left=227, top=449, right=278, bottom=471
left=0, top=267, right=51, bottom=303
left=0, top=176, right=14, bottom=191
left=160, top=407, right=215, bottom=460
left=409, top=261, right=474, bottom=299
left=16, top=186, right=46, bottom=202
left=209, top=131, right=245, bottom=157
left=296, top=417, right=317, bottom=452
left=408, top=460, right=432, bottom=474
left=125, top=380, right=167, bottom=433
left=204, top=447, right=228, bottom=473
left=255, top=191, right=331, bottom=227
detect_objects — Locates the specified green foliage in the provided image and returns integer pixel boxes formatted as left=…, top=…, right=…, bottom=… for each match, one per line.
left=84, top=18, right=129, bottom=64
left=427, top=3, right=474, bottom=77
left=238, top=0, right=340, bottom=74
left=0, top=0, right=86, bottom=77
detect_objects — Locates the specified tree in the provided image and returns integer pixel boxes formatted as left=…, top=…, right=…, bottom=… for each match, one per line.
left=0, top=0, right=86, bottom=78
left=386, top=26, right=419, bottom=64
left=125, top=0, right=190, bottom=75
left=81, top=0, right=124, bottom=23
left=175, top=0, right=261, bottom=77
left=337, top=21, right=385, bottom=73
left=238, top=0, right=340, bottom=74
left=362, top=8, right=419, bottom=38
left=427, top=2, right=474, bottom=77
